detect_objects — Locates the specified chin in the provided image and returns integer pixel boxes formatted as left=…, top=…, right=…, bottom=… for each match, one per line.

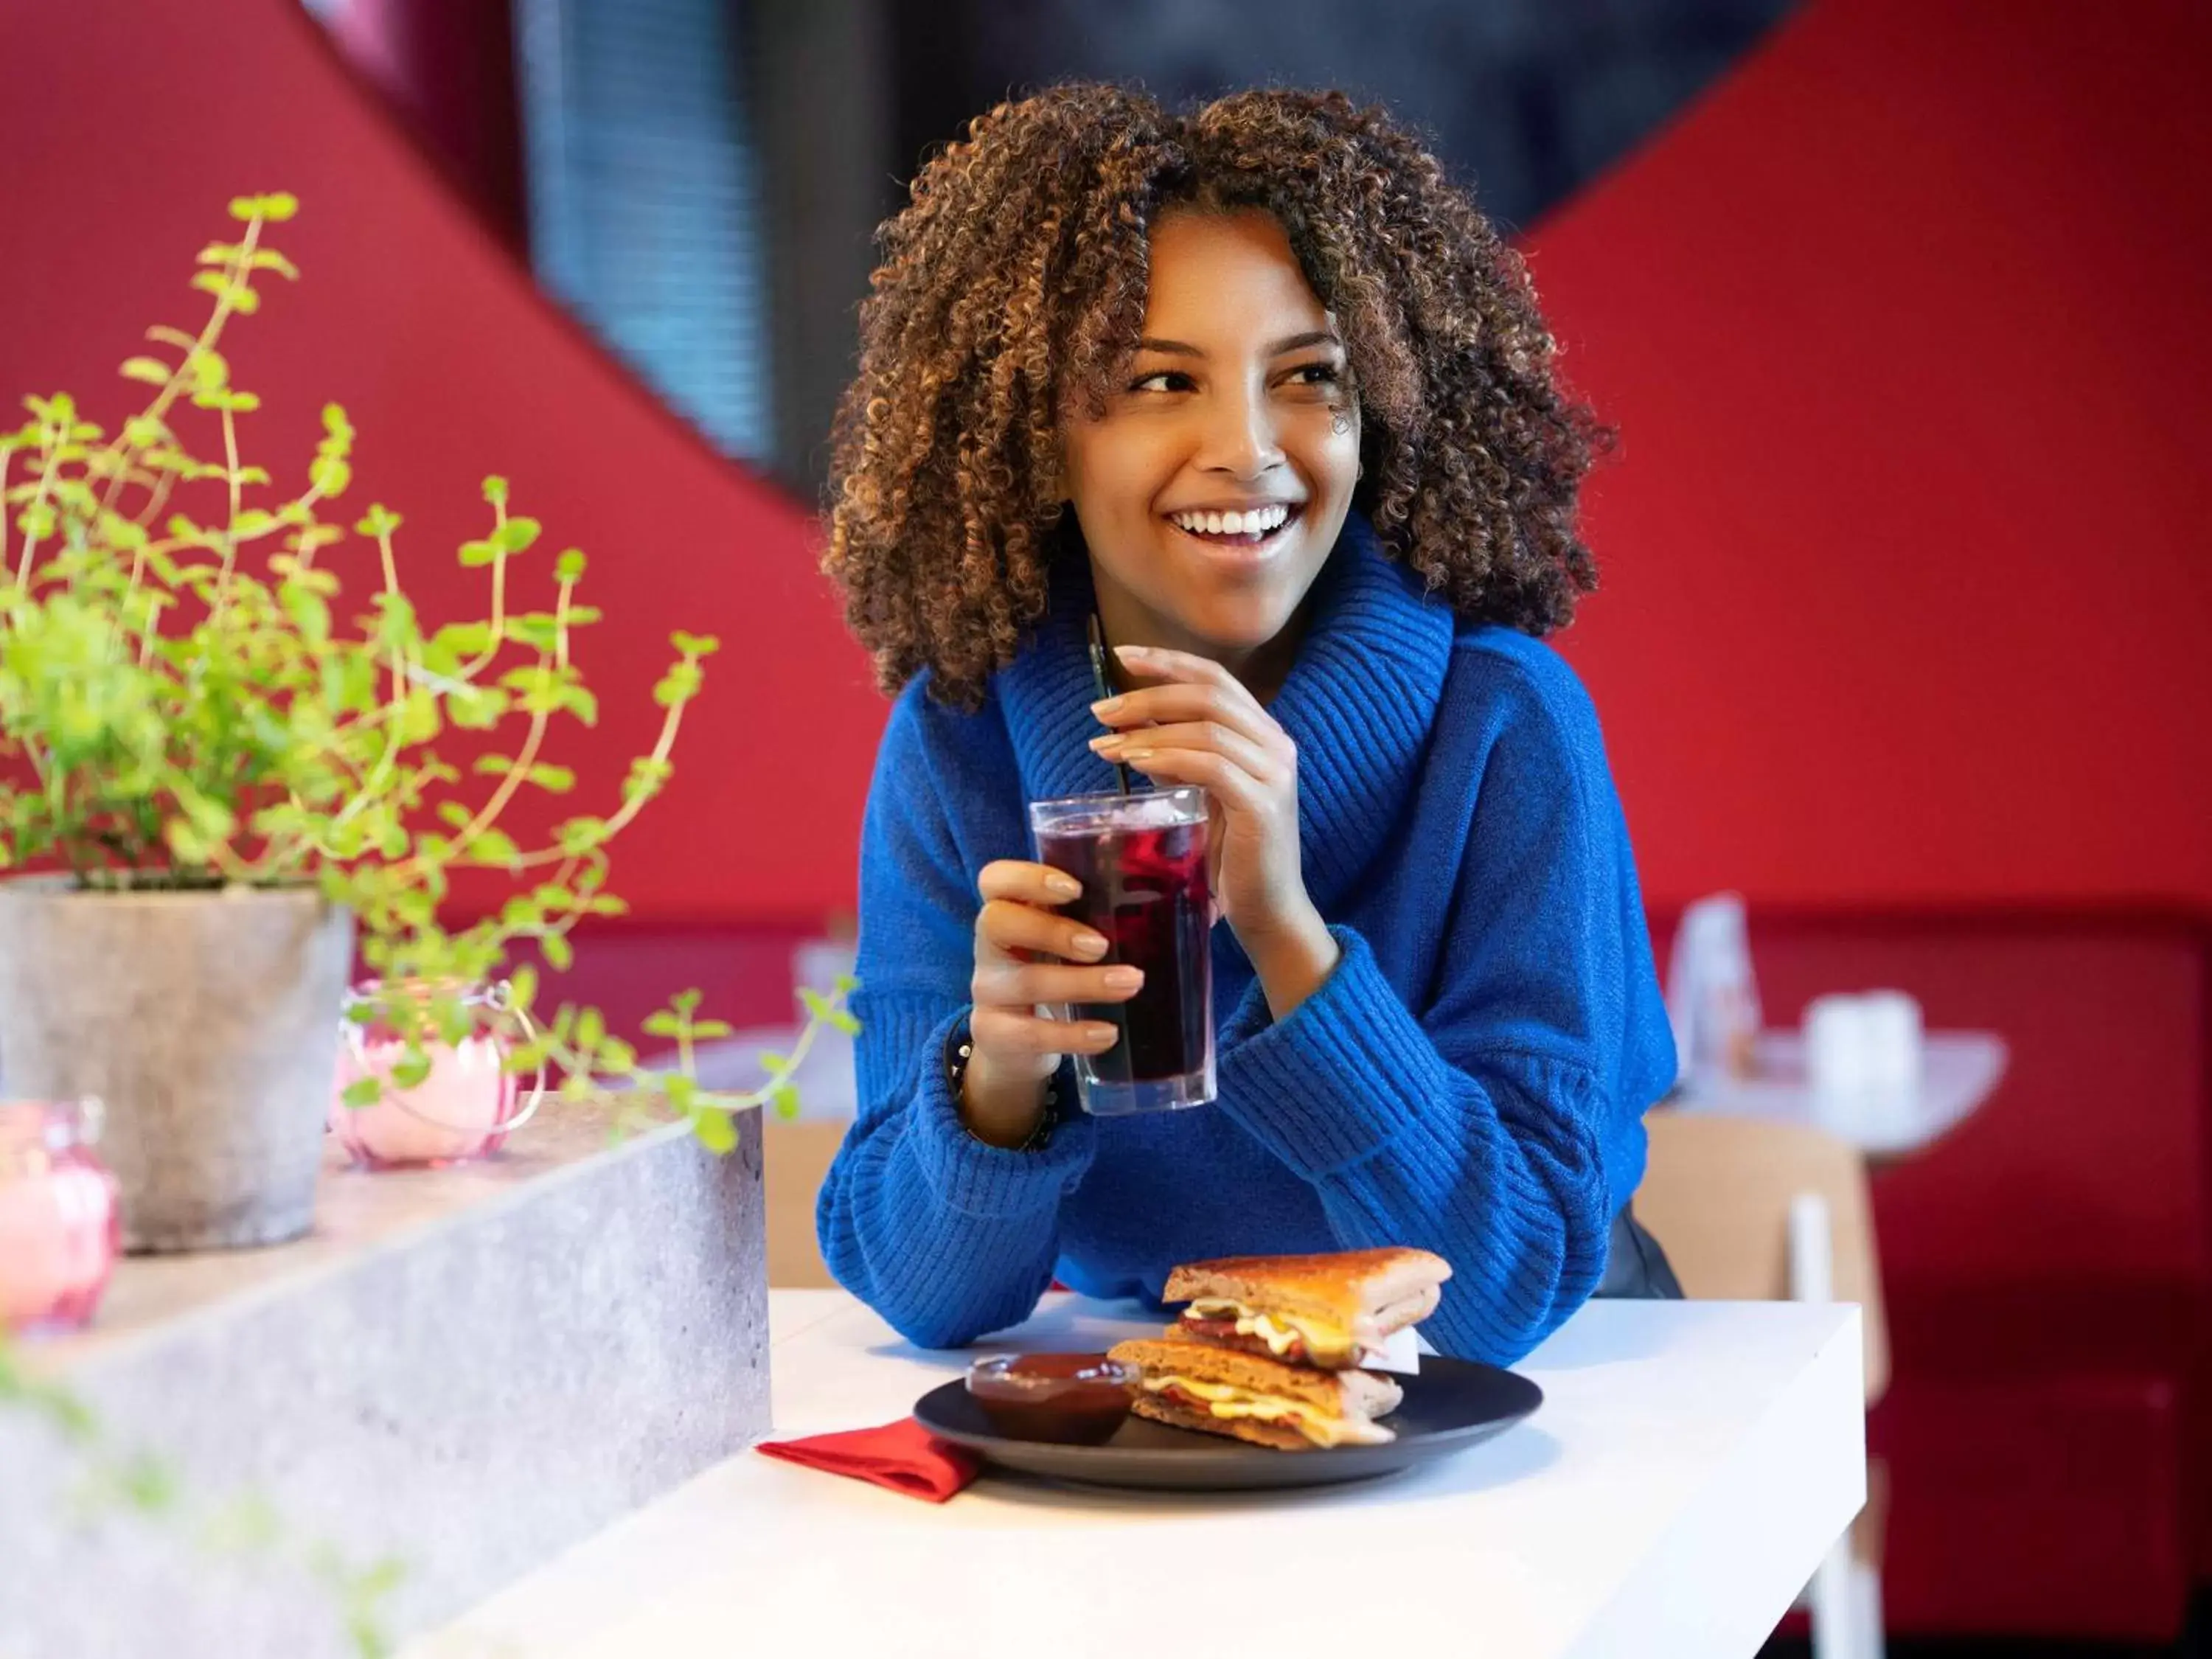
left=1169, top=591, right=1302, bottom=655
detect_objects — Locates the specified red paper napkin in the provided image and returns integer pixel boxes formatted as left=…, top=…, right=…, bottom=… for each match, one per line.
left=754, top=1416, right=981, bottom=1503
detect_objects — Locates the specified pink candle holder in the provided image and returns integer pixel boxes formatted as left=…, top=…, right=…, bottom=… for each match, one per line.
left=0, top=1098, right=121, bottom=1335
left=328, top=979, right=546, bottom=1170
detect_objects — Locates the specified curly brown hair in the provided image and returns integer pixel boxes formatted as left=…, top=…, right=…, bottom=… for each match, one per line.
left=823, top=83, right=1610, bottom=710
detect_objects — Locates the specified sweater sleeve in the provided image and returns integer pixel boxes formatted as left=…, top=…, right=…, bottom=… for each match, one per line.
left=1214, top=650, right=1670, bottom=1365
left=813, top=689, right=1096, bottom=1349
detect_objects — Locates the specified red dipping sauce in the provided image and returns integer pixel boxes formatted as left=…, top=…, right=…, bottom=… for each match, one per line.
left=965, top=1352, right=1138, bottom=1444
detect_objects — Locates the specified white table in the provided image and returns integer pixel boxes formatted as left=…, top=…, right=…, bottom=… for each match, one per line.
left=411, top=1290, right=1864, bottom=1659
left=1673, top=1029, right=2008, bottom=1157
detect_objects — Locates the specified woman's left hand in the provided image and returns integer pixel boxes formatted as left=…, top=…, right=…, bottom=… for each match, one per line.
left=1089, top=646, right=1337, bottom=1011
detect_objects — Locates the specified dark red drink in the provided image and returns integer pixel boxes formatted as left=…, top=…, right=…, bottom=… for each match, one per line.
left=1029, top=787, right=1215, bottom=1113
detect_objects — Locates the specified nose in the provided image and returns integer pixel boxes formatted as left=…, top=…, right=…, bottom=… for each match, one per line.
left=1192, top=380, right=1284, bottom=481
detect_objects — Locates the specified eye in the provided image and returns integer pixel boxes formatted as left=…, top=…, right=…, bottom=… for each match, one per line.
left=1128, top=369, right=1196, bottom=393
left=1283, top=361, right=1343, bottom=388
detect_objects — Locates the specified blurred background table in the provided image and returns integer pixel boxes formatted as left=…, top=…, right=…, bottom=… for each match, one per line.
left=1671, top=1030, right=2009, bottom=1159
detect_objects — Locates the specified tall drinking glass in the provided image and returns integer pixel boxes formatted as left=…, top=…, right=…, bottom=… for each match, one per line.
left=1027, top=786, right=1215, bottom=1115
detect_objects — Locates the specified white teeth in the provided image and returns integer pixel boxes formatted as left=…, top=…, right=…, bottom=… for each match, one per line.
left=1170, top=504, right=1293, bottom=537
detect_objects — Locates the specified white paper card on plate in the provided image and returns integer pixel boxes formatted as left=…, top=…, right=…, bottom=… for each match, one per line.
left=1363, top=1324, right=1423, bottom=1375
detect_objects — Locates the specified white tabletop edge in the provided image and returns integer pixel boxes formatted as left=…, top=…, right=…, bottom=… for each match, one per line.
left=414, top=1291, right=1865, bottom=1659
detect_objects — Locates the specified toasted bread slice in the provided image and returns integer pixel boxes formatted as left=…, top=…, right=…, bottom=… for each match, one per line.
left=1128, top=1392, right=1315, bottom=1451
left=1164, top=1247, right=1451, bottom=1348
left=1107, top=1334, right=1403, bottom=1449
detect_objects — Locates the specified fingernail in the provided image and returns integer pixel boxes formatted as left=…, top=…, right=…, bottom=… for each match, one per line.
left=1088, top=1023, right=1121, bottom=1044
left=1120, top=748, right=1153, bottom=764
left=1088, top=735, right=1121, bottom=754
left=1102, top=967, right=1144, bottom=990
left=1090, top=696, right=1123, bottom=717
left=1046, top=873, right=1081, bottom=898
left=1071, top=931, right=1109, bottom=957
left=1114, top=644, right=1150, bottom=660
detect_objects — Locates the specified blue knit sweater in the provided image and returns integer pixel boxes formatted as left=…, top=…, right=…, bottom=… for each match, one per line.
left=816, top=518, right=1676, bottom=1364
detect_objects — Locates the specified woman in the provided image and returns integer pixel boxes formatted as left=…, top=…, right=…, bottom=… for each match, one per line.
left=815, top=83, right=1680, bottom=1363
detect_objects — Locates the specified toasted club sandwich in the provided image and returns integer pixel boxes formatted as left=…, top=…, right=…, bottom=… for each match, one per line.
left=1107, top=1335, right=1405, bottom=1450
left=1164, top=1247, right=1452, bottom=1370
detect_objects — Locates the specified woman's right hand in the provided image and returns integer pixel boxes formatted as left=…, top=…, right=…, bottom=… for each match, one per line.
left=961, top=859, right=1141, bottom=1146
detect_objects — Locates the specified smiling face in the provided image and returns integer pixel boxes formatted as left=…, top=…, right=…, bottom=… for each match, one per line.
left=1060, top=208, right=1362, bottom=691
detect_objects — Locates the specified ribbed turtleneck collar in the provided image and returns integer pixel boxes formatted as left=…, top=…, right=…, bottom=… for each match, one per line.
left=993, top=514, right=1458, bottom=911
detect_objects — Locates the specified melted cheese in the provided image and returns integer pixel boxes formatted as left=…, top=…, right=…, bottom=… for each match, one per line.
left=1141, top=1374, right=1394, bottom=1448
left=1182, top=1298, right=1357, bottom=1365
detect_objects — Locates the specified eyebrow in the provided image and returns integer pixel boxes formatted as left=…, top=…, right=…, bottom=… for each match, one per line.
left=1133, top=330, right=1343, bottom=358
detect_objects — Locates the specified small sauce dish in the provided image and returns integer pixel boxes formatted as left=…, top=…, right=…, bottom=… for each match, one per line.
left=964, top=1352, right=1138, bottom=1444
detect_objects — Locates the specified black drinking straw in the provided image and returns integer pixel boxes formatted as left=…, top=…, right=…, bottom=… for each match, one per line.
left=1086, top=611, right=1133, bottom=797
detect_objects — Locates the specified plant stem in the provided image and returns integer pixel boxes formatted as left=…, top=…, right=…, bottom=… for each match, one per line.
left=94, top=216, right=262, bottom=515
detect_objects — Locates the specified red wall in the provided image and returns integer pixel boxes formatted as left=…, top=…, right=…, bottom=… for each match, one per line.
left=2, top=0, right=2206, bottom=925
left=0, top=0, right=885, bottom=928
left=1537, top=0, right=2212, bottom=914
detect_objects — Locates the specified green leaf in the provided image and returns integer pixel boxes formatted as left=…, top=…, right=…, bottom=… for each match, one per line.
left=554, top=817, right=608, bottom=855
left=118, top=1454, right=181, bottom=1515
left=280, top=582, right=331, bottom=644
left=692, top=1109, right=737, bottom=1154
left=397, top=691, right=440, bottom=745
left=481, top=475, right=509, bottom=506
left=653, top=661, right=704, bottom=708
left=670, top=630, right=722, bottom=656
left=470, top=754, right=516, bottom=776
left=434, top=622, right=494, bottom=658
left=119, top=356, right=172, bottom=386
left=828, top=1009, right=861, bottom=1036
left=259, top=192, right=299, bottom=221
left=309, top=456, right=351, bottom=497
left=463, top=829, right=522, bottom=867
left=341, top=1077, right=383, bottom=1108
left=770, top=1080, right=801, bottom=1120
left=672, top=989, right=703, bottom=1016
left=390, top=1054, right=433, bottom=1091
left=508, top=965, right=539, bottom=1013
left=541, top=933, right=574, bottom=972
left=445, top=685, right=507, bottom=729
left=692, top=1019, right=732, bottom=1040
left=228, top=196, right=261, bottom=220
left=642, top=1011, right=683, bottom=1039
left=526, top=763, right=576, bottom=794
left=577, top=1007, right=605, bottom=1051
left=494, top=516, right=541, bottom=553
left=355, top=504, right=402, bottom=538
left=554, top=548, right=586, bottom=582
left=799, top=987, right=833, bottom=1022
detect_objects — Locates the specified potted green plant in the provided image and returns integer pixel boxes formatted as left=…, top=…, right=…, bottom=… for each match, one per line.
left=0, top=192, right=843, bottom=1251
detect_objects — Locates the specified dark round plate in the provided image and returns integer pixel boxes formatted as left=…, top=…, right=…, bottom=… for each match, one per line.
left=913, top=1358, right=1542, bottom=1492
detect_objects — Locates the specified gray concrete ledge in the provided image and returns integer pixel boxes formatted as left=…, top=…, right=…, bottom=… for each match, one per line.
left=0, top=1102, right=769, bottom=1659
